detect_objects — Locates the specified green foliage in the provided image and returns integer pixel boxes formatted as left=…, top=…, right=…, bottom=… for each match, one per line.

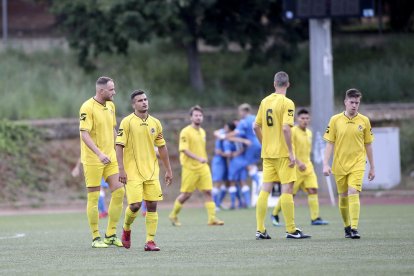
left=400, top=120, right=414, bottom=172
left=0, top=120, right=40, bottom=156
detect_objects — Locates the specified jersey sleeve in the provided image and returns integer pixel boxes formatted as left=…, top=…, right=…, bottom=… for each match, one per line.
left=179, top=128, right=189, bottom=152
left=364, top=118, right=374, bottom=144
left=323, top=117, right=336, bottom=143
left=255, top=102, right=263, bottom=126
left=79, top=103, right=93, bottom=132
left=282, top=100, right=295, bottom=126
left=116, top=118, right=128, bottom=146
left=155, top=120, right=166, bottom=147
left=236, top=120, right=246, bottom=136
left=223, top=140, right=233, bottom=154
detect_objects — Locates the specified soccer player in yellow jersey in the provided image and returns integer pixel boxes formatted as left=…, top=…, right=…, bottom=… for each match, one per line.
left=116, top=90, right=173, bottom=251
left=323, top=88, right=375, bottom=239
left=271, top=109, right=328, bottom=226
left=253, top=71, right=311, bottom=239
left=169, top=105, right=224, bottom=226
left=79, top=76, right=125, bottom=248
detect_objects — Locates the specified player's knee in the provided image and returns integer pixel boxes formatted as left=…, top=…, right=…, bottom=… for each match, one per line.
left=307, top=188, right=317, bottom=194
left=145, top=201, right=157, bottom=212
left=129, top=202, right=141, bottom=212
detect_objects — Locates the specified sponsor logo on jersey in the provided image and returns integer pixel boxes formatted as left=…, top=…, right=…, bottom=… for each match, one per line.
left=288, top=109, right=294, bottom=116
left=117, top=129, right=124, bottom=136
left=80, top=113, right=87, bottom=121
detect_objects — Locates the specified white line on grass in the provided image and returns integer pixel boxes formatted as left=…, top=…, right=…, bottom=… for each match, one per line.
left=0, top=233, right=26, bottom=240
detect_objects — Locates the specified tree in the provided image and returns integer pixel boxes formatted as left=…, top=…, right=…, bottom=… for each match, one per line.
left=51, top=0, right=304, bottom=92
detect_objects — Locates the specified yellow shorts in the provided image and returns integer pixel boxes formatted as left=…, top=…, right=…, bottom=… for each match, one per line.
left=125, top=179, right=163, bottom=204
left=181, top=166, right=213, bottom=193
left=262, top=158, right=296, bottom=184
left=83, top=162, right=119, bottom=188
left=293, top=171, right=318, bottom=195
left=334, top=171, right=364, bottom=194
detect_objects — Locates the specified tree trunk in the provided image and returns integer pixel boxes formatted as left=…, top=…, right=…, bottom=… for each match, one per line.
left=185, top=40, right=204, bottom=93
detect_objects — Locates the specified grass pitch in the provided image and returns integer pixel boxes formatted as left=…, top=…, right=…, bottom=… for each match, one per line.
left=1, top=204, right=413, bottom=275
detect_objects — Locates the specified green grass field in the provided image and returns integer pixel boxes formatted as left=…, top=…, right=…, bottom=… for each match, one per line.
left=1, top=204, right=414, bottom=275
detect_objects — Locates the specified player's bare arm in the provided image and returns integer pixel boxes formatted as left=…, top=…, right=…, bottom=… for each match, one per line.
left=227, top=136, right=251, bottom=146
left=253, top=123, right=262, bottom=144
left=365, top=143, right=375, bottom=181
left=80, top=130, right=111, bottom=164
left=323, top=142, right=334, bottom=176
left=158, top=144, right=173, bottom=186
left=115, top=144, right=127, bottom=184
left=282, top=124, right=295, bottom=167
left=182, top=149, right=207, bottom=163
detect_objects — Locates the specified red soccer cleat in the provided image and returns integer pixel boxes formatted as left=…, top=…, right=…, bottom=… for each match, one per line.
left=144, top=240, right=160, bottom=251
left=99, top=211, right=108, bottom=219
left=122, top=229, right=131, bottom=249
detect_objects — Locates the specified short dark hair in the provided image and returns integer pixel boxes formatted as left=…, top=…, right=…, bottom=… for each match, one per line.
left=96, top=76, right=113, bottom=86
left=226, top=121, right=236, bottom=131
left=189, top=105, right=203, bottom=116
left=297, top=109, right=309, bottom=116
left=238, top=103, right=251, bottom=113
left=345, top=88, right=362, bottom=99
left=130, top=90, right=145, bottom=102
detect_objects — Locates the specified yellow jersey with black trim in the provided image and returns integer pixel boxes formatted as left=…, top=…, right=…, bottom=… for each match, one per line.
left=116, top=113, right=166, bottom=181
left=179, top=125, right=208, bottom=171
left=255, top=93, right=295, bottom=158
left=79, top=97, right=117, bottom=165
left=292, top=126, right=314, bottom=176
left=323, top=112, right=374, bottom=175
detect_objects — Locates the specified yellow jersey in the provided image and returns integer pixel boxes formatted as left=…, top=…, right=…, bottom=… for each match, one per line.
left=292, top=126, right=314, bottom=176
left=179, top=125, right=208, bottom=171
left=79, top=97, right=116, bottom=165
left=255, top=93, right=295, bottom=158
left=323, top=112, right=374, bottom=175
left=116, top=113, right=165, bottom=181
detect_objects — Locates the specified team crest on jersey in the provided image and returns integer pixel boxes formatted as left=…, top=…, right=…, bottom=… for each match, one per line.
left=151, top=128, right=155, bottom=134
left=80, top=113, right=87, bottom=121
left=288, top=109, right=294, bottom=116
left=325, top=126, right=330, bottom=133
left=117, top=129, right=124, bottom=136
left=358, top=125, right=363, bottom=131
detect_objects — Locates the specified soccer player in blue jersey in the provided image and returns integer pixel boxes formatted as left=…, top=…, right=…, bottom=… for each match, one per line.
left=211, top=126, right=229, bottom=209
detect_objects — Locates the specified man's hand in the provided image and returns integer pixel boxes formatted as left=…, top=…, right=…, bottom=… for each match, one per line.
left=165, top=170, right=173, bottom=186
left=323, top=164, right=332, bottom=176
left=119, top=168, right=127, bottom=184
left=98, top=153, right=111, bottom=165
left=297, top=161, right=307, bottom=172
left=368, top=167, right=375, bottom=181
left=288, top=153, right=295, bottom=168
left=198, top=157, right=207, bottom=164
left=71, top=166, right=80, bottom=177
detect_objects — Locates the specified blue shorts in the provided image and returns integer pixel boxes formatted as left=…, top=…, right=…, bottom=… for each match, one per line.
left=211, top=157, right=227, bottom=182
left=243, top=142, right=261, bottom=165
left=228, top=157, right=248, bottom=182
left=100, top=178, right=109, bottom=188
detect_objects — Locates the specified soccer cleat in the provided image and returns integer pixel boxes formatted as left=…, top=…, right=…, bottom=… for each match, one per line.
left=91, top=237, right=108, bottom=248
left=286, top=228, right=311, bottom=239
left=271, top=214, right=282, bottom=227
left=208, top=218, right=224, bottom=226
left=104, top=234, right=123, bottom=247
left=169, top=216, right=182, bottom=227
left=311, top=217, right=329, bottom=226
left=256, top=230, right=271, bottom=240
left=344, top=226, right=352, bottom=238
left=99, top=211, right=108, bottom=219
left=144, top=240, right=160, bottom=251
left=351, top=229, right=361, bottom=239
left=121, top=229, right=131, bottom=249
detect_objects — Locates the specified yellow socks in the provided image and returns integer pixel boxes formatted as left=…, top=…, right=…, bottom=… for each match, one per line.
left=280, top=193, right=296, bottom=233
left=123, top=205, right=139, bottom=231
left=272, top=198, right=282, bottom=217
left=308, top=194, right=320, bottom=221
left=145, top=212, right=158, bottom=242
left=170, top=199, right=182, bottom=218
left=339, top=195, right=350, bottom=227
left=348, top=194, right=360, bottom=229
left=87, top=191, right=100, bottom=239
left=256, top=190, right=270, bottom=232
left=106, top=187, right=125, bottom=237
left=205, top=201, right=216, bottom=223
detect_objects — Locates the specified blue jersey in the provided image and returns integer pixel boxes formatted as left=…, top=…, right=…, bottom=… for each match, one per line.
left=237, top=114, right=261, bottom=165
left=211, top=129, right=228, bottom=182
left=225, top=140, right=248, bottom=182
